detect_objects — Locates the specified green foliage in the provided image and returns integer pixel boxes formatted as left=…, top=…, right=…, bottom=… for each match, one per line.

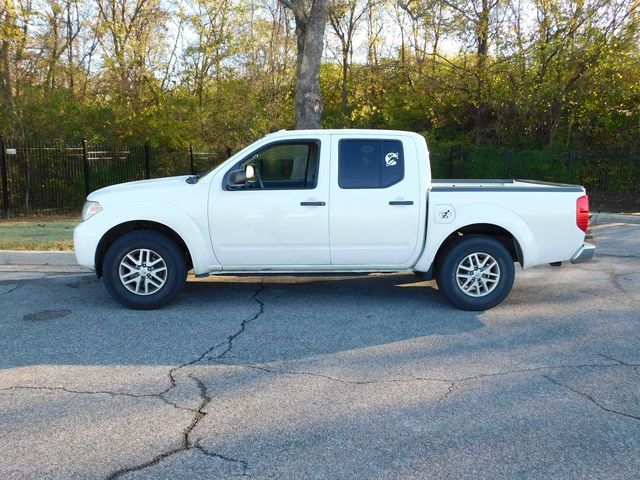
left=0, top=0, right=638, bottom=156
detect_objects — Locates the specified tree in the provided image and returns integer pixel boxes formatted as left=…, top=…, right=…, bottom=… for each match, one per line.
left=328, top=0, right=368, bottom=116
left=0, top=0, right=20, bottom=125
left=278, top=0, right=329, bottom=129
left=95, top=0, right=167, bottom=100
left=181, top=0, right=240, bottom=137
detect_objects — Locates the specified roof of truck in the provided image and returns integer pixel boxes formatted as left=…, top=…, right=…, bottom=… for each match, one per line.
left=264, top=129, right=425, bottom=139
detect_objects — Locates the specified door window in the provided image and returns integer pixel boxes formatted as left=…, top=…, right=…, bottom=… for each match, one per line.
left=338, top=139, right=404, bottom=189
left=227, top=141, right=320, bottom=190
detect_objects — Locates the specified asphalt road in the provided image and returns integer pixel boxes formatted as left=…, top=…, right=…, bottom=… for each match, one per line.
left=0, top=223, right=638, bottom=479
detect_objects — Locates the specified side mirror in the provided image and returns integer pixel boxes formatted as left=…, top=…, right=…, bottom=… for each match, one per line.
left=228, top=169, right=247, bottom=185
left=228, top=164, right=257, bottom=187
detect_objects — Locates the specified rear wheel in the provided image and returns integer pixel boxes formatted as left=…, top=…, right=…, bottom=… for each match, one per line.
left=436, top=235, right=515, bottom=311
left=103, top=230, right=187, bottom=309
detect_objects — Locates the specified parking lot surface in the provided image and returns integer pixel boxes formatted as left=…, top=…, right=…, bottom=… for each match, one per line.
left=0, top=223, right=638, bottom=479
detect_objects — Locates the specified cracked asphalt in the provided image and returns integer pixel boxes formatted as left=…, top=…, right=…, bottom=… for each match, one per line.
left=0, top=223, right=639, bottom=479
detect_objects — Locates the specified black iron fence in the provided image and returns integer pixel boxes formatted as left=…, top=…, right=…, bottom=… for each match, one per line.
left=0, top=138, right=638, bottom=217
left=0, top=139, right=227, bottom=216
left=429, top=144, right=640, bottom=211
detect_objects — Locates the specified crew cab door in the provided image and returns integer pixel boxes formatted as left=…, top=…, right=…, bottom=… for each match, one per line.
left=329, top=134, right=423, bottom=267
left=209, top=136, right=330, bottom=267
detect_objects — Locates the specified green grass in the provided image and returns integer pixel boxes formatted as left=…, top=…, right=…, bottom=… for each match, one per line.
left=0, top=217, right=78, bottom=251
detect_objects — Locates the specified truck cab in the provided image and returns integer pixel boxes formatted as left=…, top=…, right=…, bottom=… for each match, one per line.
left=208, top=130, right=427, bottom=270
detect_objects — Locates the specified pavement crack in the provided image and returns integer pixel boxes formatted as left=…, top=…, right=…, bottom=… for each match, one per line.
left=105, top=374, right=248, bottom=479
left=430, top=362, right=630, bottom=383
left=195, top=445, right=250, bottom=477
left=183, top=374, right=211, bottom=448
left=185, top=387, right=251, bottom=477
left=101, top=285, right=265, bottom=479
left=0, top=385, right=195, bottom=413
left=215, top=282, right=265, bottom=360
left=543, top=375, right=640, bottom=422
left=159, top=282, right=266, bottom=401
left=0, top=284, right=23, bottom=296
left=105, top=448, right=184, bottom=480
left=214, top=361, right=429, bottom=386
left=159, top=340, right=228, bottom=399
left=216, top=361, right=639, bottom=390
left=437, top=382, right=456, bottom=403
left=596, top=353, right=637, bottom=367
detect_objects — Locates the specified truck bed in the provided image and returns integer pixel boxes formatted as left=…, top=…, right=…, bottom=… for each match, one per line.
left=431, top=179, right=584, bottom=192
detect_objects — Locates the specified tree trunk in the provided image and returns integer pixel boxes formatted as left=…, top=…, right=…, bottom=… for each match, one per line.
left=67, top=0, right=74, bottom=91
left=473, top=0, right=491, bottom=145
left=0, top=3, right=17, bottom=122
left=341, top=45, right=348, bottom=114
left=281, top=0, right=328, bottom=129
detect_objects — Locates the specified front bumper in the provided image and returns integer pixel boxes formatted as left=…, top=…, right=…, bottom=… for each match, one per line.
left=73, top=220, right=100, bottom=271
left=570, top=243, right=596, bottom=264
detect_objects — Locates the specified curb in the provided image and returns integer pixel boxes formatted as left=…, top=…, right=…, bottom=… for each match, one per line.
left=0, top=250, right=78, bottom=266
left=590, top=212, right=640, bottom=225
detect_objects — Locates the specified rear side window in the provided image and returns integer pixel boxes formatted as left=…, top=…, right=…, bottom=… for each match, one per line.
left=338, top=139, right=404, bottom=189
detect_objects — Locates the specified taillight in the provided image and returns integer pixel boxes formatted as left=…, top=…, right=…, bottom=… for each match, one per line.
left=577, top=195, right=589, bottom=233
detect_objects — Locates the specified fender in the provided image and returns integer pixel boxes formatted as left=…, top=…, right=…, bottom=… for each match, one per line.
left=76, top=202, right=220, bottom=274
left=413, top=202, right=538, bottom=272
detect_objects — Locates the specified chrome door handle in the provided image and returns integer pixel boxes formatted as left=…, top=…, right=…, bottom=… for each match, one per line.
left=300, top=201, right=326, bottom=206
left=389, top=201, right=414, bottom=206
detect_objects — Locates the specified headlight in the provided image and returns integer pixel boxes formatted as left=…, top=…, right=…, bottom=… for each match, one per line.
left=81, top=201, right=102, bottom=221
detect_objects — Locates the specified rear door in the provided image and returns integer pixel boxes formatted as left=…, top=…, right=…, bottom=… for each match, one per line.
left=329, top=134, right=422, bottom=267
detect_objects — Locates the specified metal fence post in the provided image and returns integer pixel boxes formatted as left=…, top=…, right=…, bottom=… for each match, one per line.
left=189, top=145, right=195, bottom=175
left=636, top=142, right=640, bottom=206
left=82, top=139, right=91, bottom=196
left=0, top=137, right=9, bottom=218
left=567, top=149, right=574, bottom=183
left=144, top=142, right=151, bottom=179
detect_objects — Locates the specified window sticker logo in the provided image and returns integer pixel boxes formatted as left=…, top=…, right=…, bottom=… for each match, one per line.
left=385, top=152, right=399, bottom=166
left=362, top=145, right=375, bottom=154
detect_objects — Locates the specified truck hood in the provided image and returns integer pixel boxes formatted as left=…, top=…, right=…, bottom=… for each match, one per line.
left=87, top=176, right=195, bottom=204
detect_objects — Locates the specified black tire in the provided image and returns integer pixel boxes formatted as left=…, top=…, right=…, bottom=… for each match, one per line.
left=102, top=229, right=187, bottom=309
left=436, top=235, right=515, bottom=311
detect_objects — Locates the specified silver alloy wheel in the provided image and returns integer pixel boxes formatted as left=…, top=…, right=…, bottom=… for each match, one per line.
left=455, top=252, right=501, bottom=297
left=118, top=248, right=168, bottom=296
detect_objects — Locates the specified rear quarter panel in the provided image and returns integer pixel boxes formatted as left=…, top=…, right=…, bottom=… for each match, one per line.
left=414, top=189, right=586, bottom=271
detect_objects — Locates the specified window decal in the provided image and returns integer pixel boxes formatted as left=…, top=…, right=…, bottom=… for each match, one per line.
left=385, top=152, right=399, bottom=167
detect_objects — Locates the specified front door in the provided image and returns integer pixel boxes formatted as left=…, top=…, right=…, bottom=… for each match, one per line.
left=210, top=137, right=330, bottom=268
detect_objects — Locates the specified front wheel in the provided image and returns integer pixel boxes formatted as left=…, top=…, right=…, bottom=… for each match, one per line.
left=103, top=230, right=187, bottom=309
left=436, top=235, right=515, bottom=311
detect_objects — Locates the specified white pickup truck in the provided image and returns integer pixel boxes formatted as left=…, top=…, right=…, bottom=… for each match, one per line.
left=74, top=129, right=595, bottom=310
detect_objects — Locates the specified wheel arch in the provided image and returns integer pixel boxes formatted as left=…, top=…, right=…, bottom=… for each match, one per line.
left=421, top=223, right=524, bottom=280
left=95, top=221, right=193, bottom=277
